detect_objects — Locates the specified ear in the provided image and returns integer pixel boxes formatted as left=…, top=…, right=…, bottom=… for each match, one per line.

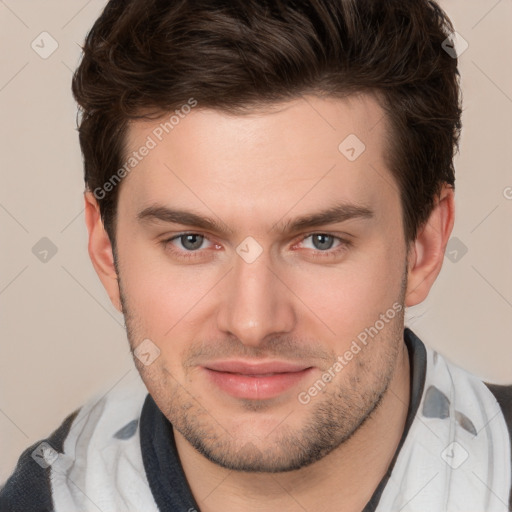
left=405, top=184, right=455, bottom=307
left=84, top=191, right=122, bottom=312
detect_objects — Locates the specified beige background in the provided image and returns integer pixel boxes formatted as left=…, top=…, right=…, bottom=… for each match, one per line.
left=0, top=0, right=511, bottom=485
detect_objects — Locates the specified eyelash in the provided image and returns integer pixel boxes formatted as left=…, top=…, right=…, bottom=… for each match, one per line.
left=293, top=233, right=351, bottom=260
left=161, top=232, right=352, bottom=261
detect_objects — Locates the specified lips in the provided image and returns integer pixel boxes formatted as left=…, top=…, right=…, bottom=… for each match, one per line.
left=205, top=360, right=311, bottom=375
left=202, top=360, right=313, bottom=400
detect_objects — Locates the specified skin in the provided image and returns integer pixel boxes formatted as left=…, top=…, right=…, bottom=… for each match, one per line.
left=85, top=93, right=454, bottom=512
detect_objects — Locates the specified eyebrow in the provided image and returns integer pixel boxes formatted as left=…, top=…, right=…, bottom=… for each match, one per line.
left=274, top=203, right=374, bottom=234
left=137, top=205, right=232, bottom=234
left=136, top=203, right=374, bottom=235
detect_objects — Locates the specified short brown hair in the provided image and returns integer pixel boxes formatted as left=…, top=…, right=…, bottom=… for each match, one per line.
left=72, top=0, right=462, bottom=243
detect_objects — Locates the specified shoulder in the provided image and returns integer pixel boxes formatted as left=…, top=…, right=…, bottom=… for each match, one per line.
left=485, top=382, right=512, bottom=412
left=484, top=382, right=512, bottom=436
left=0, top=373, right=150, bottom=512
left=485, top=382, right=512, bottom=512
left=0, top=408, right=79, bottom=512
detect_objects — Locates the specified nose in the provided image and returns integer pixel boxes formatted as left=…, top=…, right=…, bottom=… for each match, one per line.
left=215, top=246, right=296, bottom=348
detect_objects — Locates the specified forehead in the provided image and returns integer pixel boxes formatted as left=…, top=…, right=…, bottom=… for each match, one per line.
left=117, top=94, right=398, bottom=233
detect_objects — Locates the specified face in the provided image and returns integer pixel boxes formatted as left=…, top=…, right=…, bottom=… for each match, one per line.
left=113, top=94, right=409, bottom=472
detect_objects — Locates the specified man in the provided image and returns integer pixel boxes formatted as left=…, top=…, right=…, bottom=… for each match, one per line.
left=1, top=0, right=511, bottom=511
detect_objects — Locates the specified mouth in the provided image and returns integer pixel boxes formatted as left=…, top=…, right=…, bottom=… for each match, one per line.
left=201, top=360, right=314, bottom=400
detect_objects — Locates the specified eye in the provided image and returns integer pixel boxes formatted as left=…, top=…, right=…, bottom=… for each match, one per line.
left=160, top=232, right=223, bottom=262
left=296, top=233, right=351, bottom=260
left=167, top=233, right=211, bottom=251
left=303, top=233, right=341, bottom=251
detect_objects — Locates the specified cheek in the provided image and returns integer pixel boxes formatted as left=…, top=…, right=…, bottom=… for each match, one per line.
left=117, top=240, right=219, bottom=370
left=289, top=236, right=405, bottom=342
left=118, top=234, right=204, bottom=311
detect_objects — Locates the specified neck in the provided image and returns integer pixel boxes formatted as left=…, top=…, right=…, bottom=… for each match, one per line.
left=175, top=341, right=411, bottom=512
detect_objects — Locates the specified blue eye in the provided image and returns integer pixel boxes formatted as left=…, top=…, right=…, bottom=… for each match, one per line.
left=298, top=234, right=351, bottom=260
left=308, top=234, right=336, bottom=250
left=163, top=233, right=213, bottom=259
left=301, top=234, right=342, bottom=251
left=173, top=233, right=206, bottom=251
left=161, top=232, right=351, bottom=262
left=160, top=233, right=221, bottom=263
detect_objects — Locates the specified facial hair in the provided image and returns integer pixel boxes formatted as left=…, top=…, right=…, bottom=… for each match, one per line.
left=116, top=253, right=408, bottom=473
